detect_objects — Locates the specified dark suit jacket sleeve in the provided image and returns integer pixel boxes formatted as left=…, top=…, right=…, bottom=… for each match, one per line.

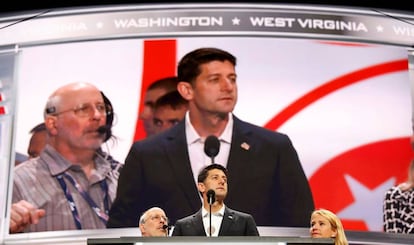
left=230, top=209, right=259, bottom=236
left=246, top=214, right=260, bottom=236
left=171, top=220, right=183, bottom=236
left=107, top=142, right=143, bottom=228
left=278, top=133, right=314, bottom=227
left=108, top=122, right=201, bottom=228
left=227, top=117, right=314, bottom=227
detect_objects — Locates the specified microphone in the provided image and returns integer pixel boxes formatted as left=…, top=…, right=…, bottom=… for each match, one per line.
left=97, top=125, right=112, bottom=142
left=97, top=125, right=109, bottom=134
left=206, top=189, right=215, bottom=237
left=162, top=224, right=170, bottom=237
left=207, top=189, right=216, bottom=205
left=204, top=135, right=220, bottom=164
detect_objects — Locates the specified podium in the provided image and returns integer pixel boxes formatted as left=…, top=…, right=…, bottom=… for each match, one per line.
left=87, top=236, right=334, bottom=245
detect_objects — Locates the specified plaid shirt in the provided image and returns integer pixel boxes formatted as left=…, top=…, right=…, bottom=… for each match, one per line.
left=12, top=144, right=122, bottom=232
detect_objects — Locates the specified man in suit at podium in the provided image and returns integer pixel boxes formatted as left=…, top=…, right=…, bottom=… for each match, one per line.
left=107, top=47, right=314, bottom=228
left=172, top=164, right=259, bottom=236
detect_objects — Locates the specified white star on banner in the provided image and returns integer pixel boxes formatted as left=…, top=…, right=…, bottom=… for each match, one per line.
left=232, top=17, right=241, bottom=25
left=336, top=174, right=396, bottom=231
left=376, top=25, right=384, bottom=32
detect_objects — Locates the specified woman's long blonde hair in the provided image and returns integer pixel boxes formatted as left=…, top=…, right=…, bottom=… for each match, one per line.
left=311, top=208, right=348, bottom=245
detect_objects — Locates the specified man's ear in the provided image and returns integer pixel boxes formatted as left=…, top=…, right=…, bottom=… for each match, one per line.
left=177, top=81, right=193, bottom=100
left=45, top=116, right=58, bottom=136
left=197, top=182, right=206, bottom=193
left=139, top=223, right=146, bottom=234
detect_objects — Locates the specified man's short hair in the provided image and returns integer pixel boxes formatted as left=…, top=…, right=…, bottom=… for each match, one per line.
left=29, top=122, right=46, bottom=134
left=178, top=47, right=236, bottom=84
left=197, top=163, right=227, bottom=183
left=148, top=76, right=179, bottom=91
left=154, top=90, right=188, bottom=111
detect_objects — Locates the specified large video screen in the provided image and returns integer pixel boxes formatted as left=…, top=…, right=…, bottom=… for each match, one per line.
left=1, top=3, right=413, bottom=243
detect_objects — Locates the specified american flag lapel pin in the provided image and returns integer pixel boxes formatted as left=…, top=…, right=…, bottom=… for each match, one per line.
left=241, top=142, right=250, bottom=150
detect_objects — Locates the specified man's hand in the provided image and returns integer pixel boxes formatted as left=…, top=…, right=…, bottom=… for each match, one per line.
left=9, top=200, right=46, bottom=233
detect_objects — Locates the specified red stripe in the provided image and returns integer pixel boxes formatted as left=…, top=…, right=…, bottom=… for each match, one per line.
left=264, top=59, right=408, bottom=130
left=316, top=41, right=372, bottom=47
left=133, top=39, right=177, bottom=141
left=0, top=93, right=4, bottom=114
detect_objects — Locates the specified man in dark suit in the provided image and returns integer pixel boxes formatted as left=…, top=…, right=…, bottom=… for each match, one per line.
left=172, top=164, right=259, bottom=236
left=107, top=47, right=314, bottom=228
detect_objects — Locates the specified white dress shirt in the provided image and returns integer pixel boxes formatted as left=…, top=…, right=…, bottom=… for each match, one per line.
left=185, top=112, right=233, bottom=187
left=202, top=205, right=225, bottom=237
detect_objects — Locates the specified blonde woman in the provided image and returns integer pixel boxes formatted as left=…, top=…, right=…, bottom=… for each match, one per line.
left=310, top=208, right=348, bottom=245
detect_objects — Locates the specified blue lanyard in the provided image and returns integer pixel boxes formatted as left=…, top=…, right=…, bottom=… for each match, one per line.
left=56, top=173, right=109, bottom=229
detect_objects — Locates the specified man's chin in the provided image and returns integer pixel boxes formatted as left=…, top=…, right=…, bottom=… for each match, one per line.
left=216, top=111, right=231, bottom=119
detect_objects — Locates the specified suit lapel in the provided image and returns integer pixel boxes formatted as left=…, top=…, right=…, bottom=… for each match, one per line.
left=218, top=207, right=235, bottom=236
left=192, top=210, right=206, bottom=236
left=163, top=121, right=201, bottom=212
left=226, top=116, right=253, bottom=203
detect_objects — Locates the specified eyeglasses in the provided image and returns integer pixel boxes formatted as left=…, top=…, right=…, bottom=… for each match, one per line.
left=46, top=103, right=109, bottom=118
left=147, top=214, right=168, bottom=223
